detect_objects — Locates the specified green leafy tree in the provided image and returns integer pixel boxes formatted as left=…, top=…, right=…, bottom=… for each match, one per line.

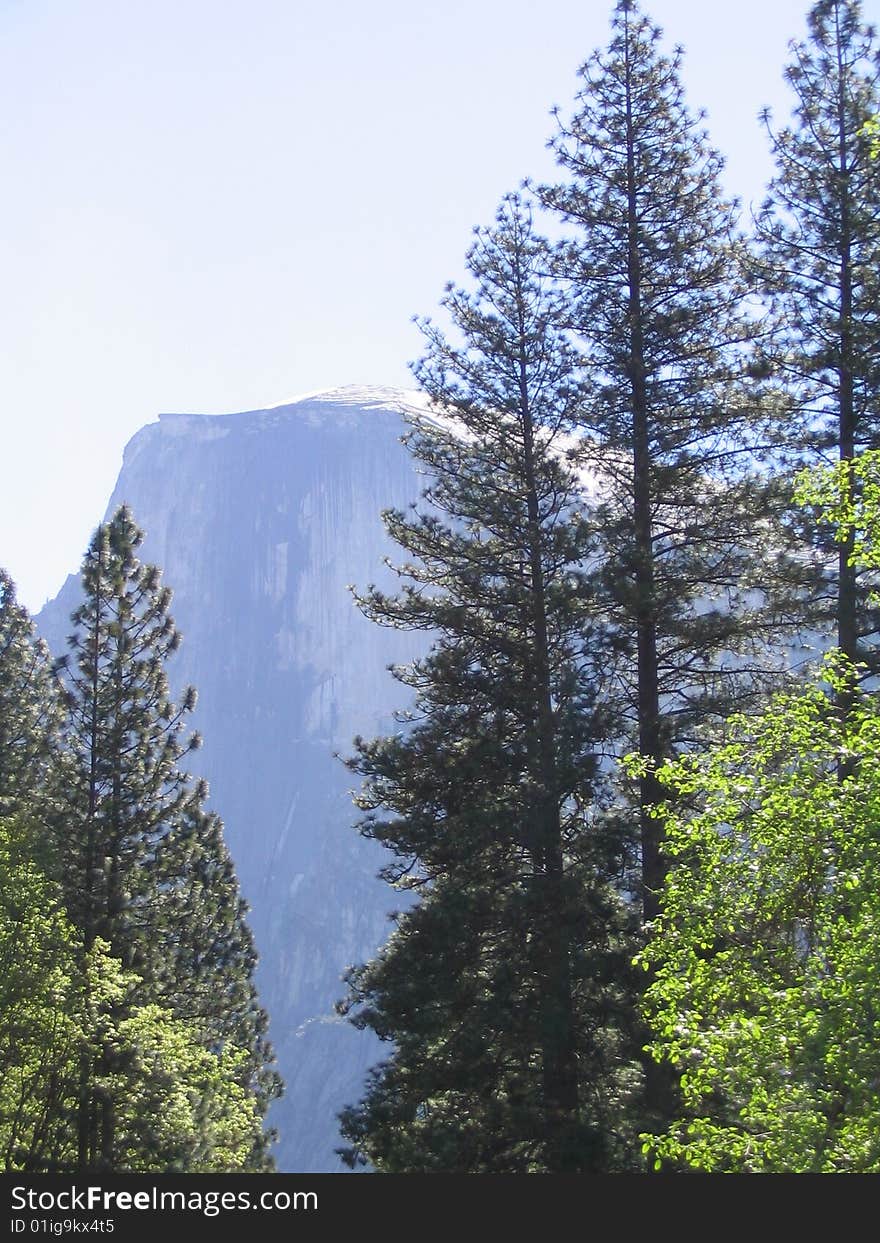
left=796, top=449, right=880, bottom=580
left=79, top=943, right=266, bottom=1173
left=0, top=814, right=81, bottom=1171
left=338, top=195, right=640, bottom=1173
left=0, top=815, right=264, bottom=1173
left=55, top=505, right=279, bottom=1171
left=538, top=0, right=775, bottom=927
left=754, top=0, right=880, bottom=667
left=638, top=657, right=880, bottom=1171
left=640, top=450, right=880, bottom=1172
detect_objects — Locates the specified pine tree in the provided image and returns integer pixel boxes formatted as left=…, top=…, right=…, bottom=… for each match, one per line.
left=0, top=571, right=63, bottom=820
left=338, top=196, right=641, bottom=1173
left=538, top=0, right=773, bottom=925
left=55, top=505, right=279, bottom=1171
left=754, top=0, right=880, bottom=669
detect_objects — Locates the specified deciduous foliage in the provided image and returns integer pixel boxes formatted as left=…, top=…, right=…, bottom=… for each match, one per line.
left=796, top=447, right=880, bottom=582
left=638, top=657, right=880, bottom=1171
left=0, top=814, right=81, bottom=1171
left=77, top=943, right=266, bottom=1174
left=0, top=814, right=265, bottom=1173
left=639, top=448, right=880, bottom=1172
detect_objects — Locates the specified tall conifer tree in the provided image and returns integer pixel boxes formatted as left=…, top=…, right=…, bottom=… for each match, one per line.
left=538, top=0, right=771, bottom=924
left=56, top=506, right=278, bottom=1171
left=0, top=571, right=62, bottom=820
left=754, top=0, right=880, bottom=669
left=338, top=197, right=640, bottom=1173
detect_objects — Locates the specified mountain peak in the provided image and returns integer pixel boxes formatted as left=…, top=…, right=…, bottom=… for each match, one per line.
left=270, top=383, right=426, bottom=411
left=156, top=384, right=431, bottom=425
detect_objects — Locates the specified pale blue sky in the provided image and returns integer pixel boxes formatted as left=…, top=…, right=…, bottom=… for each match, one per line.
left=2, top=0, right=877, bottom=611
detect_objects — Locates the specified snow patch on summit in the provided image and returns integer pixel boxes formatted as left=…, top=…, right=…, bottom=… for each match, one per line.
left=271, top=384, right=430, bottom=414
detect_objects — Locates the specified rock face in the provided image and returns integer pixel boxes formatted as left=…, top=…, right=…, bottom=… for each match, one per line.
left=37, top=386, right=430, bottom=1172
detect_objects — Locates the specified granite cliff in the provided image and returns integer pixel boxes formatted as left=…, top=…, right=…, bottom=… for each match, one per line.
left=38, top=386, right=429, bottom=1172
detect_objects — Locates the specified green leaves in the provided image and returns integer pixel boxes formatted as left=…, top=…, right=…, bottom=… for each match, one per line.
left=641, top=656, right=880, bottom=1171
left=639, top=427, right=880, bottom=1170
left=795, top=450, right=880, bottom=588
left=0, top=813, right=267, bottom=1173
left=0, top=815, right=80, bottom=1170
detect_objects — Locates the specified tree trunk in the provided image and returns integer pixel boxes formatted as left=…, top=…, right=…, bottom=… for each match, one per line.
left=516, top=259, right=582, bottom=1170
left=623, top=18, right=664, bottom=924
left=835, top=10, right=857, bottom=674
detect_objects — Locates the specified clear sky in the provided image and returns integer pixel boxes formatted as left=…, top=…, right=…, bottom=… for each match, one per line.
left=2, top=0, right=878, bottom=612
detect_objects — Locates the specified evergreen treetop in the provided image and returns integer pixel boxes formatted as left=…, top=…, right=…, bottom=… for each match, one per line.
left=755, top=0, right=880, bottom=666
left=538, top=0, right=777, bottom=927
left=0, top=570, right=63, bottom=821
